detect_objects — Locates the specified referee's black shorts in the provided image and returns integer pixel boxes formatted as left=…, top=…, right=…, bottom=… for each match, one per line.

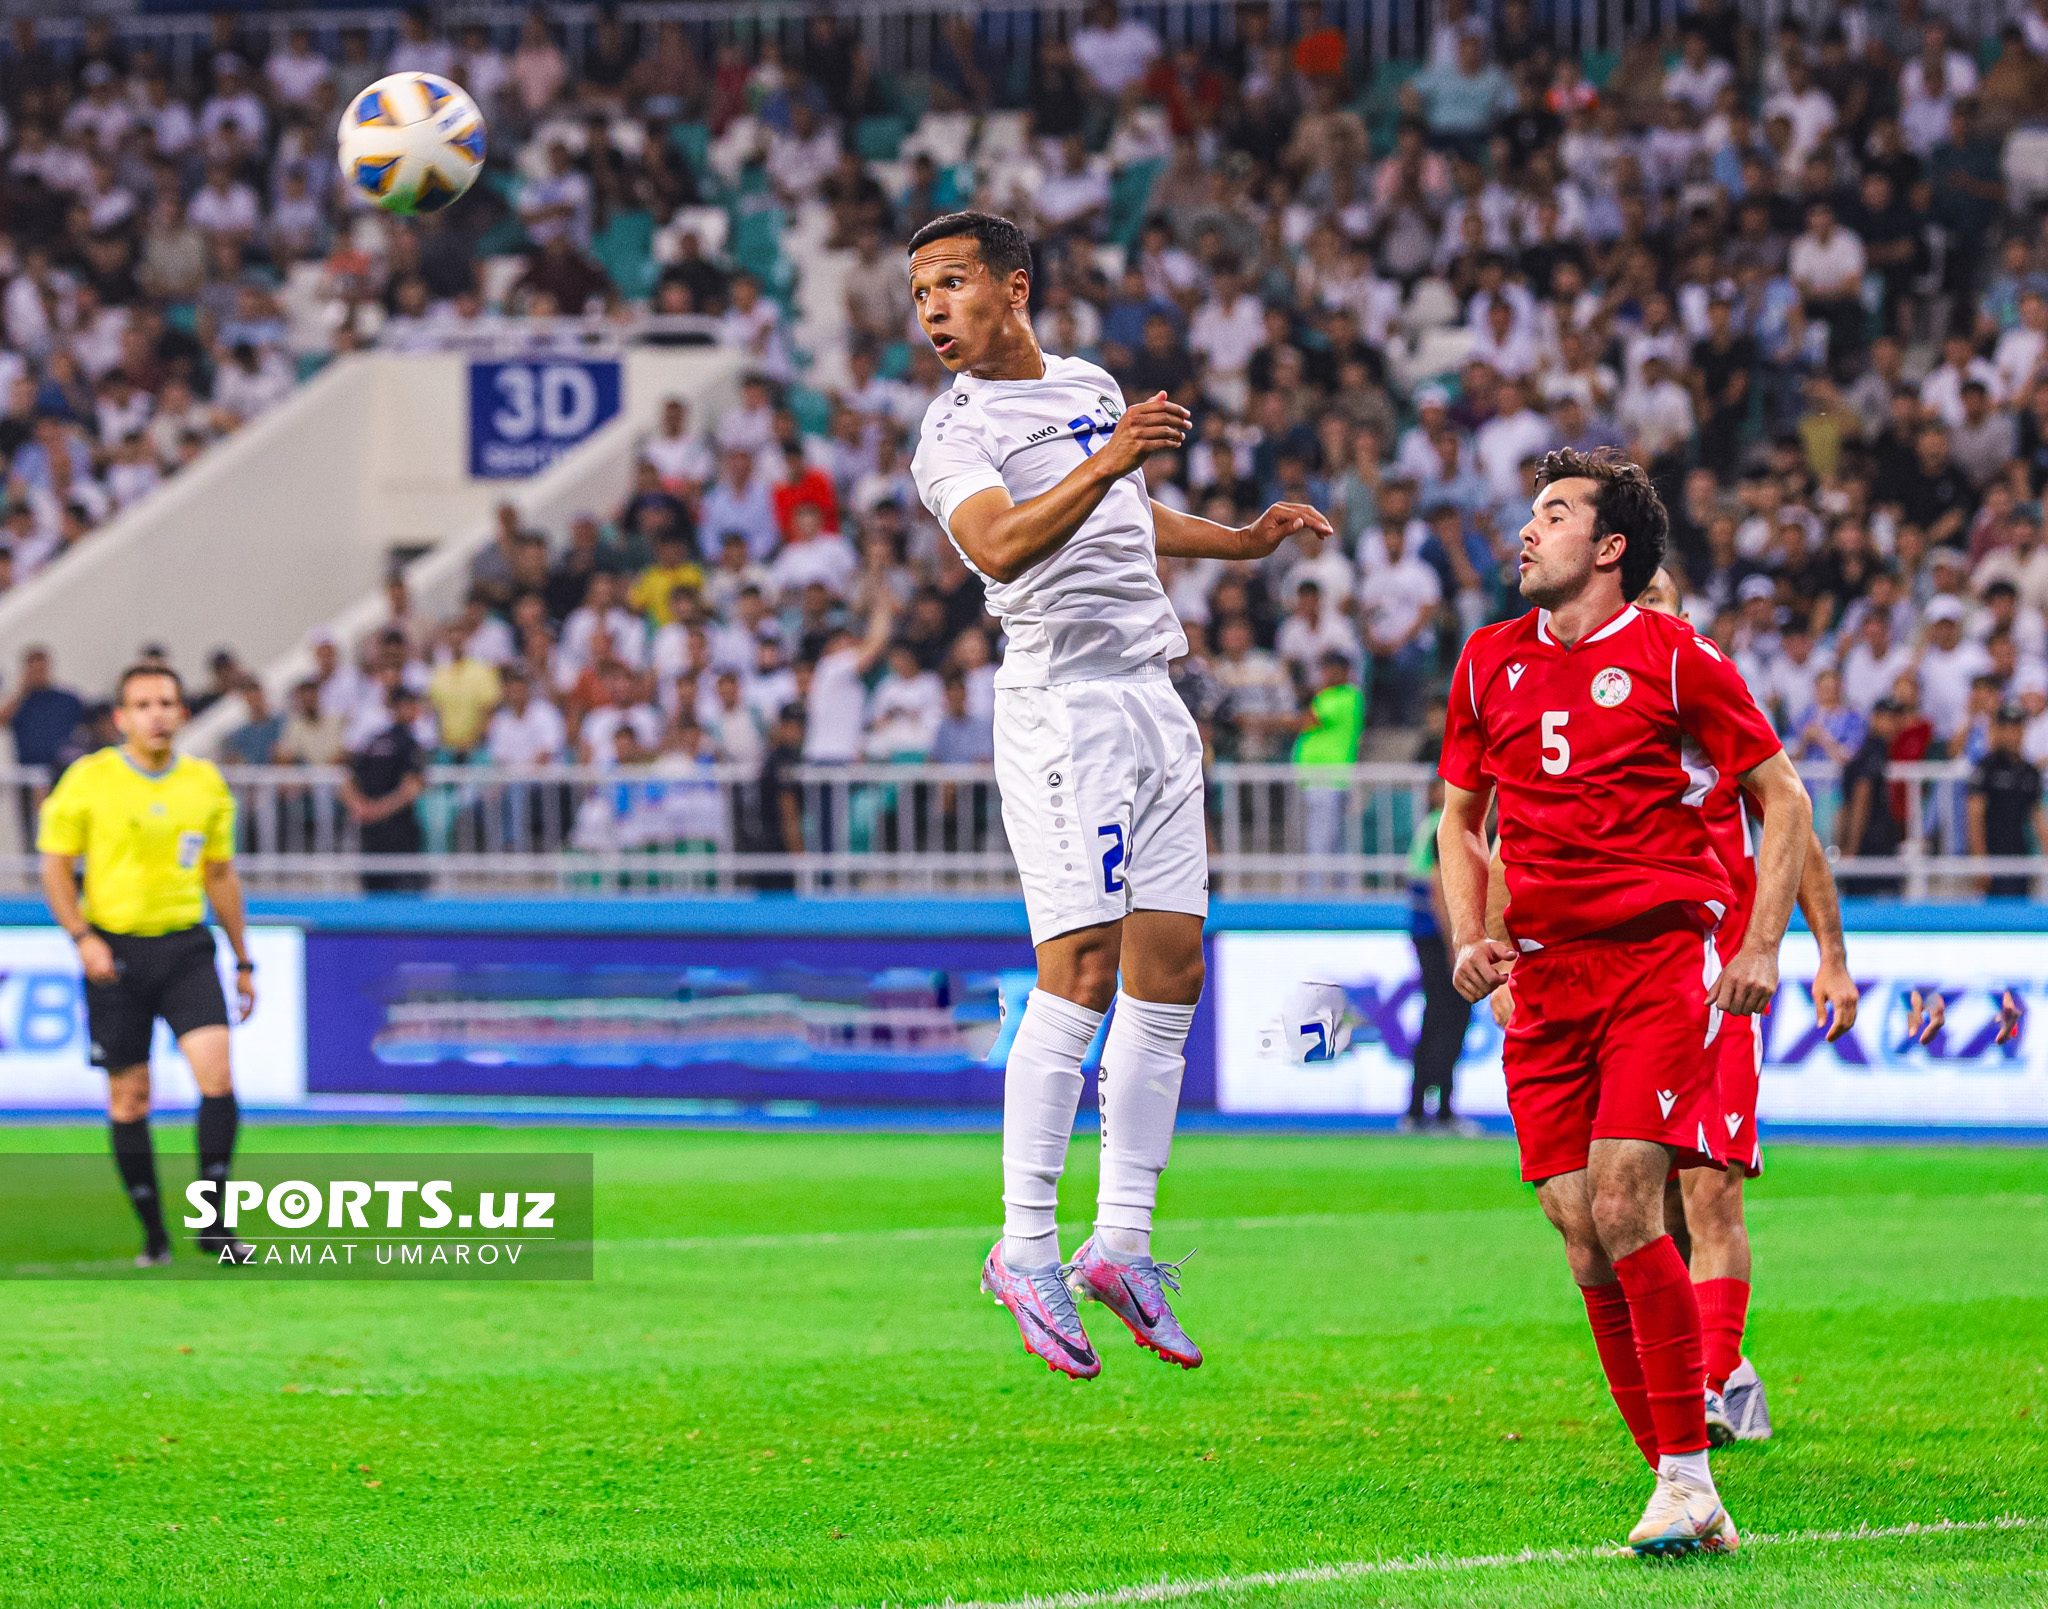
left=85, top=926, right=230, bottom=1070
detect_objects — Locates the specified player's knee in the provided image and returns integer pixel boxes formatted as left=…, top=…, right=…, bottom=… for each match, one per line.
left=1062, top=953, right=1120, bottom=1014
left=1589, top=1184, right=1657, bottom=1253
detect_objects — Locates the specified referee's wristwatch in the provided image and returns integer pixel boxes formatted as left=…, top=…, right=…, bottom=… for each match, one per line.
left=235, top=959, right=256, bottom=973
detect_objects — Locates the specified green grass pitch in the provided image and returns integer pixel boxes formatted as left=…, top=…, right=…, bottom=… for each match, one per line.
left=0, top=1124, right=2044, bottom=1607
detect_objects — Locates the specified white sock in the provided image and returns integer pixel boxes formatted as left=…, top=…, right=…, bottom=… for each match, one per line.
left=1659, top=1449, right=1715, bottom=1492
left=1094, top=992, right=1197, bottom=1262
left=1001, top=989, right=1105, bottom=1270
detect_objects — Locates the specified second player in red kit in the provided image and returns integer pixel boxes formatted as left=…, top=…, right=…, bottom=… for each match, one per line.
left=1435, top=450, right=1815, bottom=1557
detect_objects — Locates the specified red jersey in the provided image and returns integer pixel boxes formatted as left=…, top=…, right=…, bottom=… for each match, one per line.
left=1700, top=775, right=1757, bottom=959
left=1439, top=603, right=1784, bottom=947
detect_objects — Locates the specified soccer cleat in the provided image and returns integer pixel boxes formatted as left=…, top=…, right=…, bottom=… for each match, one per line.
left=1064, top=1236, right=1203, bottom=1370
left=979, top=1242, right=1100, bottom=1379
left=1722, top=1356, right=1773, bottom=1441
left=1627, top=1474, right=1741, bottom=1557
left=197, top=1232, right=256, bottom=1264
left=135, top=1246, right=173, bottom=1269
left=1704, top=1385, right=1735, bottom=1448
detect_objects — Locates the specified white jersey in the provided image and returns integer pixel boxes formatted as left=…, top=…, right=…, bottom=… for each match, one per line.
left=911, top=353, right=1186, bottom=688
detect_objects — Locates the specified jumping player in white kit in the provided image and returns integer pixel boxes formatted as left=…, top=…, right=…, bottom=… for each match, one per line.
left=907, top=211, right=1331, bottom=1376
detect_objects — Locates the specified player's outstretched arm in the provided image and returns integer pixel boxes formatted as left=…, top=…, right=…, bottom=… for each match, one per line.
left=1152, top=498, right=1333, bottom=561
left=946, top=393, right=1191, bottom=582
left=1714, top=749, right=1813, bottom=1016
left=1437, top=781, right=1515, bottom=1003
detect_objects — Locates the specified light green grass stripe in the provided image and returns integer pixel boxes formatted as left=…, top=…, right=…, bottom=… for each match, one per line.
left=889, top=1515, right=2045, bottom=1609
left=595, top=1192, right=2048, bottom=1252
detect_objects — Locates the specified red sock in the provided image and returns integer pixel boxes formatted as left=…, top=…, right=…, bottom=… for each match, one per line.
left=1695, top=1277, right=1750, bottom=1394
left=1581, top=1281, right=1658, bottom=1467
left=1615, top=1236, right=1710, bottom=1457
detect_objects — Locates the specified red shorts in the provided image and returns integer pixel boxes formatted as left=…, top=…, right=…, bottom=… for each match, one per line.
left=1503, top=904, right=1728, bottom=1183
left=1710, top=1010, right=1764, bottom=1176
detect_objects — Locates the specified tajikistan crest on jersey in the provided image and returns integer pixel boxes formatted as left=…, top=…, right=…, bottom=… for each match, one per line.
left=1591, top=666, right=1633, bottom=707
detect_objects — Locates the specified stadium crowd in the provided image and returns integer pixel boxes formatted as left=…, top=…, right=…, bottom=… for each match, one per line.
left=8, top=1, right=2048, bottom=872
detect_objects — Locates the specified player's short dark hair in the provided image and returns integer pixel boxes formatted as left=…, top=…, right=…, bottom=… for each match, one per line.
left=1531, top=447, right=1669, bottom=603
left=117, top=664, right=184, bottom=704
left=906, top=211, right=1033, bottom=283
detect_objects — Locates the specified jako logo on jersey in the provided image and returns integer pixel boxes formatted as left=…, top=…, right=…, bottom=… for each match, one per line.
left=1046, top=772, right=1062, bottom=787
left=1656, top=1088, right=1677, bottom=1117
left=1027, top=423, right=1059, bottom=441
left=1591, top=667, right=1633, bottom=707
left=1506, top=663, right=1527, bottom=689
left=953, top=392, right=969, bottom=404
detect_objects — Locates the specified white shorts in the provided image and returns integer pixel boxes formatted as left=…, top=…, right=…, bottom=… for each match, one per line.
left=994, top=666, right=1210, bottom=947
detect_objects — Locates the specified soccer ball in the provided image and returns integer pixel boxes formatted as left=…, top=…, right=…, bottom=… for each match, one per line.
left=338, top=72, right=486, bottom=216
left=1256, top=981, right=1355, bottom=1064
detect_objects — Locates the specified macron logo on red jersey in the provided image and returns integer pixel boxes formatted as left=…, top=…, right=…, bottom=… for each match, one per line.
left=1506, top=663, right=1527, bottom=689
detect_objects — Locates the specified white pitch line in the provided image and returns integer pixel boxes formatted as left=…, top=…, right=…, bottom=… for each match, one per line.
left=875, top=1514, right=2044, bottom=1609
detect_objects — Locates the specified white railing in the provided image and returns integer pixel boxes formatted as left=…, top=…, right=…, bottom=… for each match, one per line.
left=5, top=759, right=2044, bottom=901
left=375, top=313, right=726, bottom=356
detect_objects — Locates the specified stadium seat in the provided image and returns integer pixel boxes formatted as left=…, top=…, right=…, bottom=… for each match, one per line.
left=667, top=121, right=711, bottom=179
left=1358, top=60, right=1420, bottom=153
left=591, top=210, right=659, bottom=302
left=1107, top=159, right=1164, bottom=247
left=784, top=383, right=834, bottom=436
left=856, top=115, right=913, bottom=161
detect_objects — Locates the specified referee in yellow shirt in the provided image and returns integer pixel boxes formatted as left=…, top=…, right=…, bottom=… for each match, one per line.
left=37, top=665, right=256, bottom=1266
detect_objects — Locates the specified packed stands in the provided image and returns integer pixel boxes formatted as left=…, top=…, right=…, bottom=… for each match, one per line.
left=4, top=1, right=2048, bottom=895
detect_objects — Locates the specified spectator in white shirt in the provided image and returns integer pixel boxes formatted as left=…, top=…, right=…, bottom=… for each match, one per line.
left=1034, top=136, right=1112, bottom=241
left=864, top=641, right=947, bottom=758
left=1274, top=579, right=1362, bottom=689
left=1994, top=292, right=2048, bottom=399
left=769, top=503, right=860, bottom=601
left=1663, top=30, right=1734, bottom=113
left=1188, top=264, right=1267, bottom=413
left=1072, top=0, right=1162, bottom=97
left=641, top=398, right=716, bottom=495
left=1841, top=610, right=1918, bottom=715
left=267, top=28, right=333, bottom=106
left=186, top=158, right=260, bottom=240
left=1361, top=520, right=1442, bottom=725
left=387, top=10, right=458, bottom=79
left=198, top=57, right=268, bottom=153
left=519, top=143, right=594, bottom=248
left=1618, top=355, right=1697, bottom=462
left=1918, top=596, right=1996, bottom=742
left=1762, top=56, right=1837, bottom=161
left=1788, top=202, right=1867, bottom=362
left=767, top=102, right=840, bottom=202
left=558, top=572, right=648, bottom=690
left=485, top=665, right=568, bottom=764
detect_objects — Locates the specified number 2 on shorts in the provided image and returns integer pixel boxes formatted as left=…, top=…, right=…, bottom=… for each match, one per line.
left=1097, top=823, right=1126, bottom=893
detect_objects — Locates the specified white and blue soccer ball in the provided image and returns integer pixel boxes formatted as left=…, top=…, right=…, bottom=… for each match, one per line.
left=1257, top=981, right=1355, bottom=1064
left=338, top=72, right=487, bottom=216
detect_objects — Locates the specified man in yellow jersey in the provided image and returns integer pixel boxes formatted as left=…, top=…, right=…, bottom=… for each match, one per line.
left=37, top=665, right=256, bottom=1266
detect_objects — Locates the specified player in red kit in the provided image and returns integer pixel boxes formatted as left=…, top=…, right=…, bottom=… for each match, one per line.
left=1435, top=451, right=1814, bottom=1556
left=1632, top=567, right=1860, bottom=1445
